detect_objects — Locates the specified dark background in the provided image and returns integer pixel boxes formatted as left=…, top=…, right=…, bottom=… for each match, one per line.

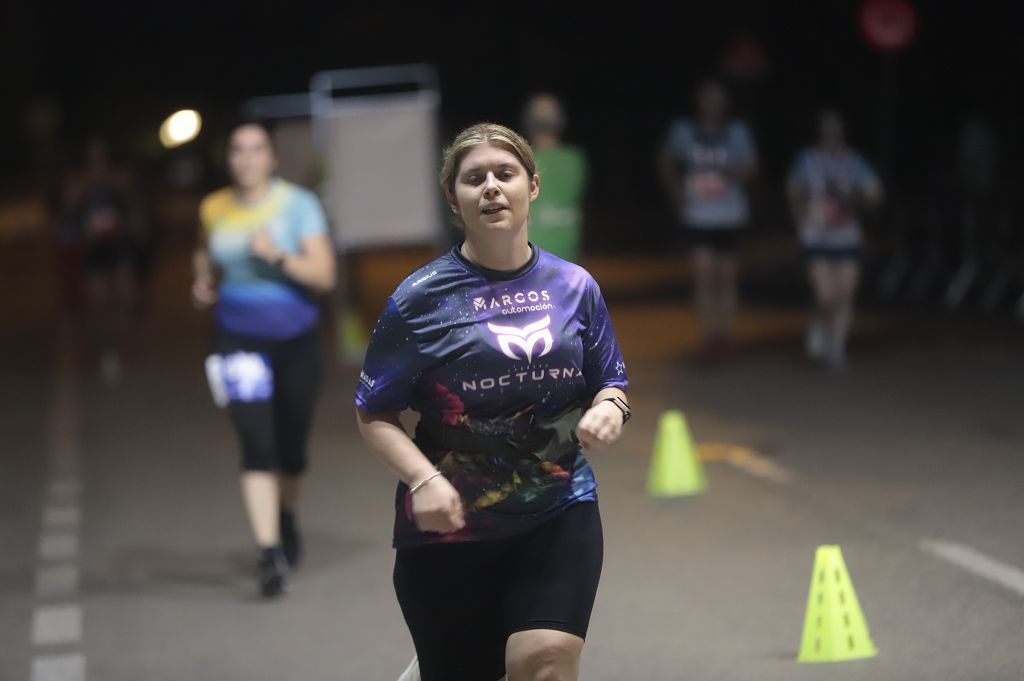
left=2, top=1, right=1022, bottom=254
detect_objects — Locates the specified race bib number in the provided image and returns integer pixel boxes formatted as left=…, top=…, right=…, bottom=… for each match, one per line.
left=692, top=171, right=729, bottom=199
left=205, top=352, right=274, bottom=407
left=812, top=197, right=851, bottom=229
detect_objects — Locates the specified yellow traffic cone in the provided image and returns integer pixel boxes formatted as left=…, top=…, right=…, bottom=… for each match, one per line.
left=647, top=410, right=707, bottom=496
left=797, top=545, right=878, bottom=663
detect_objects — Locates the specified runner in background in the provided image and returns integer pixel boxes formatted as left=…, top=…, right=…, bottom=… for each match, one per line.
left=192, top=119, right=336, bottom=597
left=62, top=137, right=138, bottom=382
left=787, top=109, right=882, bottom=371
left=659, top=79, right=757, bottom=362
left=522, top=93, right=588, bottom=263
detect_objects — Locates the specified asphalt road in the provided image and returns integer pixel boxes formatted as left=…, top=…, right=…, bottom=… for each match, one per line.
left=2, top=244, right=1023, bottom=681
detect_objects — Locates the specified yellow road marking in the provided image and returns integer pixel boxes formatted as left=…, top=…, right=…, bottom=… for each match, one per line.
left=697, top=442, right=794, bottom=483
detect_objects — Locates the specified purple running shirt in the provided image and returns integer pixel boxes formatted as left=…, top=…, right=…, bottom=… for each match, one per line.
left=356, top=243, right=628, bottom=548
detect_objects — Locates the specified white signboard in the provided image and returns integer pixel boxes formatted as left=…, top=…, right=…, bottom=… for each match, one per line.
left=320, top=94, right=441, bottom=251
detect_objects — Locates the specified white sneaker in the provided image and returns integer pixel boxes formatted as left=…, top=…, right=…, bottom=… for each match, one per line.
left=396, top=656, right=419, bottom=681
left=805, top=321, right=826, bottom=360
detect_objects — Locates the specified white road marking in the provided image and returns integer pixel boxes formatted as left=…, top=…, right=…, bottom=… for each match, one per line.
left=48, top=457, right=79, bottom=479
left=43, top=506, right=81, bottom=531
left=47, top=480, right=81, bottom=504
left=35, top=565, right=80, bottom=599
left=31, top=605, right=82, bottom=645
left=921, top=539, right=1024, bottom=597
left=32, top=325, right=87, bottom=679
left=38, top=534, right=79, bottom=562
left=32, top=653, right=86, bottom=681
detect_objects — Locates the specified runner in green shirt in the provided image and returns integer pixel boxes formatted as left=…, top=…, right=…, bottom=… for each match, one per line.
left=523, top=94, right=588, bottom=262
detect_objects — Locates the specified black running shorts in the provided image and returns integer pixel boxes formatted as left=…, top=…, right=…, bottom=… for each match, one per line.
left=393, top=501, right=603, bottom=681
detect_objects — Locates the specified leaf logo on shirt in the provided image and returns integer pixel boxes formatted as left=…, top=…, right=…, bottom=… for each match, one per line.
left=486, top=315, right=554, bottom=363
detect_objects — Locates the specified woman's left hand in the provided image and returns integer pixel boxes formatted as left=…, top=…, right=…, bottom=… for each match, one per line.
left=250, top=229, right=283, bottom=265
left=576, top=401, right=624, bottom=450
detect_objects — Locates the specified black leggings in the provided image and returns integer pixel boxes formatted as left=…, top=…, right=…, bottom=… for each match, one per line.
left=393, top=502, right=603, bottom=681
left=213, top=326, right=323, bottom=474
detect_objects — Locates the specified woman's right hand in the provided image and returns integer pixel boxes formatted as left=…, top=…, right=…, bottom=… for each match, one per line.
left=410, top=474, right=465, bottom=534
left=191, top=276, right=218, bottom=309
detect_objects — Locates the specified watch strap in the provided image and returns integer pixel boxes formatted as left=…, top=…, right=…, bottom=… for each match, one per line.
left=602, top=396, right=631, bottom=424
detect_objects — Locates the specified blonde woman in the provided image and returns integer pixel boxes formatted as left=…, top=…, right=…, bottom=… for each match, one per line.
left=356, top=123, right=629, bottom=681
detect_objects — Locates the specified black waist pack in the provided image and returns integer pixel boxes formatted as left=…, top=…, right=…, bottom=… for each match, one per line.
left=415, top=406, right=584, bottom=463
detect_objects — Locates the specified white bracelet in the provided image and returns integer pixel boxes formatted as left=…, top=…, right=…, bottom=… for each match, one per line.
left=409, top=470, right=442, bottom=495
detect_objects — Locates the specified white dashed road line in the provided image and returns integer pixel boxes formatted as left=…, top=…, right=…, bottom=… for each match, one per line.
left=35, top=566, right=80, bottom=600
left=42, top=507, right=81, bottom=531
left=31, top=605, right=83, bottom=646
left=921, top=539, right=1024, bottom=597
left=38, top=534, right=79, bottom=562
left=32, top=653, right=86, bottom=681
left=32, top=325, right=86, bottom=680
left=47, top=480, right=81, bottom=504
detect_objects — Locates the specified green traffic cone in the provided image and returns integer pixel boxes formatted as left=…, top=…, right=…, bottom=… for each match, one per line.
left=798, top=545, right=878, bottom=663
left=647, top=410, right=707, bottom=496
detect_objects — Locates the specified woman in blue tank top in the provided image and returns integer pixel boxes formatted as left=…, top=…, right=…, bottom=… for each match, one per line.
left=192, top=120, right=336, bottom=597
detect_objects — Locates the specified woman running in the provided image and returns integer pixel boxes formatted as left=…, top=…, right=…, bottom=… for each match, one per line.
left=787, top=109, right=882, bottom=371
left=356, top=122, right=629, bottom=681
left=62, top=137, right=139, bottom=381
left=659, top=79, right=757, bottom=361
left=192, top=119, right=336, bottom=596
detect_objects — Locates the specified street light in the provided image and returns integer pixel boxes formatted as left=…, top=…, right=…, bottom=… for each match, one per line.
left=159, top=109, right=202, bottom=148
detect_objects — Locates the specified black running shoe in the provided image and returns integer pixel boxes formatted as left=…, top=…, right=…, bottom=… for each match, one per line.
left=280, top=509, right=303, bottom=568
left=257, top=545, right=289, bottom=598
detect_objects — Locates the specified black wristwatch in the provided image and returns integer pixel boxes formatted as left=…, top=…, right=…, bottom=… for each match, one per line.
left=602, top=396, right=631, bottom=424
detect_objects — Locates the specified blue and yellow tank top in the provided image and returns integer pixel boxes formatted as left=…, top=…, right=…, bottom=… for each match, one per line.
left=201, top=178, right=328, bottom=340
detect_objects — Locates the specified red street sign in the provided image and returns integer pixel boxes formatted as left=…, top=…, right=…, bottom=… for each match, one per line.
left=860, top=0, right=917, bottom=52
